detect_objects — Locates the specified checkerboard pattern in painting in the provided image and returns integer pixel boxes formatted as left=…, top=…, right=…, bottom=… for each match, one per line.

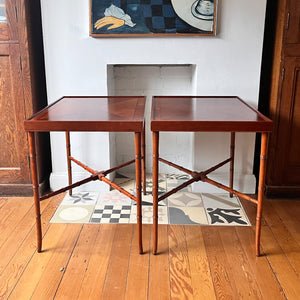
left=90, top=205, right=131, bottom=223
left=108, top=0, right=178, bottom=32
left=141, top=0, right=176, bottom=33
left=139, top=0, right=193, bottom=34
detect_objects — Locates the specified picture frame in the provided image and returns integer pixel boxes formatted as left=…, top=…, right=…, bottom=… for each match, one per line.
left=90, top=0, right=217, bottom=37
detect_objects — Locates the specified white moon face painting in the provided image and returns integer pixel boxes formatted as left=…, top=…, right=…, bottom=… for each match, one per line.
left=90, top=0, right=217, bottom=37
left=171, top=0, right=215, bottom=32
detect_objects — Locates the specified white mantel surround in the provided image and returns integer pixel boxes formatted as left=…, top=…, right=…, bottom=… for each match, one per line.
left=40, top=0, right=267, bottom=193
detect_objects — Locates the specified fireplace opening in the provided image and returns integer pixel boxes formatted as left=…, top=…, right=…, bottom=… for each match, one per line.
left=107, top=64, right=197, bottom=175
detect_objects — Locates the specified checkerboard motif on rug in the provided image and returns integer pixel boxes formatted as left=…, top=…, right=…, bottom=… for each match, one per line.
left=50, top=173, right=251, bottom=226
left=90, top=205, right=131, bottom=223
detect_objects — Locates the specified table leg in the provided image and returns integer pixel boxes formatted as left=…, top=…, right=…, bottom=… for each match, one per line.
left=256, top=132, right=268, bottom=256
left=230, top=132, right=235, bottom=197
left=65, top=131, right=72, bottom=195
left=152, top=131, right=159, bottom=254
left=142, top=123, right=146, bottom=195
left=28, top=132, right=42, bottom=252
left=135, top=132, right=143, bottom=254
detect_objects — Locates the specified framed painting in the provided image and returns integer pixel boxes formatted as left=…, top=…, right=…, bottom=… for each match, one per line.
left=90, top=0, right=217, bottom=37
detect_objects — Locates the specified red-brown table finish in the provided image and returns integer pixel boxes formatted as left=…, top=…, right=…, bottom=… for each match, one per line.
left=24, top=96, right=146, bottom=254
left=151, top=96, right=273, bottom=256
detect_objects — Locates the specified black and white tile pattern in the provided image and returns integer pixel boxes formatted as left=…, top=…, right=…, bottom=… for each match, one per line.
left=50, top=173, right=251, bottom=226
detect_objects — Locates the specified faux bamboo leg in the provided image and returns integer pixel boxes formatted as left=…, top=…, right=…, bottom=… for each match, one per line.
left=65, top=131, right=72, bottom=195
left=135, top=132, right=143, bottom=254
left=230, top=132, right=235, bottom=197
left=152, top=131, right=159, bottom=254
left=256, top=133, right=268, bottom=256
left=142, top=123, right=146, bottom=195
left=28, top=132, right=42, bottom=252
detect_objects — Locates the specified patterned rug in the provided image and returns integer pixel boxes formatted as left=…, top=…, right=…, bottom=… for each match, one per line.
left=50, top=173, right=251, bottom=226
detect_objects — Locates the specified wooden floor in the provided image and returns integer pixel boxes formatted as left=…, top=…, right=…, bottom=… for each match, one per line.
left=0, top=194, right=299, bottom=299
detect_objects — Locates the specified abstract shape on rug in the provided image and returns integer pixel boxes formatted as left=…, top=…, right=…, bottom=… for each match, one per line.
left=202, top=193, right=250, bottom=225
left=98, top=190, right=132, bottom=205
left=51, top=205, right=95, bottom=223
left=169, top=207, right=207, bottom=225
left=50, top=173, right=250, bottom=226
left=130, top=206, right=168, bottom=224
left=206, top=208, right=248, bottom=225
left=168, top=192, right=202, bottom=207
left=60, top=192, right=99, bottom=205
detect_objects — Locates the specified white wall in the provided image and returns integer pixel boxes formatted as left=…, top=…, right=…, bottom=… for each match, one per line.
left=40, top=0, right=267, bottom=193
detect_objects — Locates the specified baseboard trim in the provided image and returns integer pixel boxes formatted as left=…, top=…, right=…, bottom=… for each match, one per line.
left=50, top=172, right=110, bottom=193
left=0, top=179, right=49, bottom=197
left=190, top=173, right=256, bottom=194
left=265, top=185, right=300, bottom=198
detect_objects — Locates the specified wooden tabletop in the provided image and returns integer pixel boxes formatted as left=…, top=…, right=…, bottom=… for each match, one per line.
left=24, top=96, right=146, bottom=132
left=151, top=96, right=273, bottom=132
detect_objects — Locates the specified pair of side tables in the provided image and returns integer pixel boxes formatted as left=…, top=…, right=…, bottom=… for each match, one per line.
left=24, top=96, right=273, bottom=256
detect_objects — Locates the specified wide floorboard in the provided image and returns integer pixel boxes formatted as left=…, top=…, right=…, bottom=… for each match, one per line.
left=0, top=194, right=299, bottom=299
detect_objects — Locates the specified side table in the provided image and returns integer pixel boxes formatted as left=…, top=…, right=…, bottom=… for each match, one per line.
left=24, top=96, right=146, bottom=254
left=151, top=96, right=273, bottom=256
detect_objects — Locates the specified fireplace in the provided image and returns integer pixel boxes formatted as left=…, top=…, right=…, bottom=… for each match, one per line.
left=105, top=64, right=256, bottom=193
left=107, top=64, right=196, bottom=175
